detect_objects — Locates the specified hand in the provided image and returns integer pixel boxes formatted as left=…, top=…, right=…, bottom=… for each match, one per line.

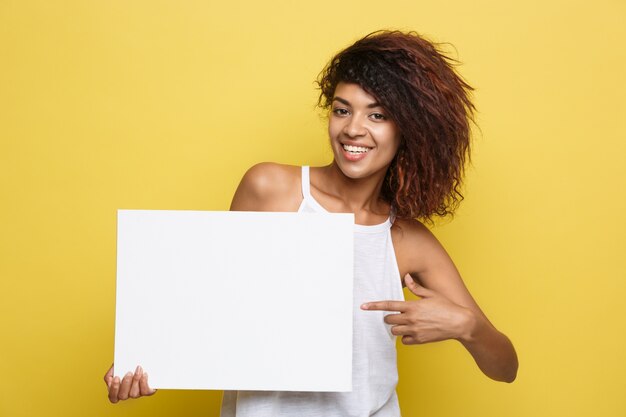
left=361, top=274, right=475, bottom=345
left=104, top=364, right=157, bottom=403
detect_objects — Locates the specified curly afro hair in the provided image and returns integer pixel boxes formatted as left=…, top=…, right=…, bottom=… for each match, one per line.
left=317, top=30, right=476, bottom=221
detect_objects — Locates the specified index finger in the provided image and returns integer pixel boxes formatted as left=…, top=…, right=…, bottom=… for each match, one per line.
left=361, top=301, right=407, bottom=312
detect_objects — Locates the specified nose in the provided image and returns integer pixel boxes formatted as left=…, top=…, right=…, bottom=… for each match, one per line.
left=343, top=115, right=367, bottom=138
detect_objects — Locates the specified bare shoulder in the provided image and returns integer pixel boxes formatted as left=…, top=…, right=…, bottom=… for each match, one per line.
left=230, top=162, right=302, bottom=212
left=392, top=218, right=443, bottom=254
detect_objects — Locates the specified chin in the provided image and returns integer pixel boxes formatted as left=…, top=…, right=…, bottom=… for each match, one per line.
left=333, top=159, right=383, bottom=181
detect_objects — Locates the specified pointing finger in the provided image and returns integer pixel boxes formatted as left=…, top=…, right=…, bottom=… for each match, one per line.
left=361, top=300, right=407, bottom=312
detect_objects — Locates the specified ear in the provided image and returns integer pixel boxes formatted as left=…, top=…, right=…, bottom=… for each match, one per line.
left=404, top=274, right=434, bottom=298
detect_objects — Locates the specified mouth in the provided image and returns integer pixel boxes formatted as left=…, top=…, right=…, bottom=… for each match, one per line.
left=341, top=144, right=372, bottom=155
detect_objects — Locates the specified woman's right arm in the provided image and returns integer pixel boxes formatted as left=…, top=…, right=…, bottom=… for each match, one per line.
left=104, top=364, right=156, bottom=403
left=105, top=162, right=297, bottom=403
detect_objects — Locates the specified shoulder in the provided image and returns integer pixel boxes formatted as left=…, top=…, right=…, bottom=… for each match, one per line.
left=240, top=163, right=300, bottom=198
left=391, top=217, right=450, bottom=277
left=392, top=217, right=438, bottom=248
left=230, top=163, right=303, bottom=211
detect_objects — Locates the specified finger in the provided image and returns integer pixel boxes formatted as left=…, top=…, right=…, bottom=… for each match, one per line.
left=129, top=366, right=143, bottom=399
left=404, top=274, right=433, bottom=298
left=140, top=373, right=157, bottom=396
left=361, top=300, right=407, bottom=312
left=104, top=364, right=114, bottom=387
left=390, top=325, right=411, bottom=336
left=384, top=313, right=408, bottom=325
left=402, top=335, right=418, bottom=345
left=108, top=376, right=121, bottom=403
left=117, top=372, right=134, bottom=401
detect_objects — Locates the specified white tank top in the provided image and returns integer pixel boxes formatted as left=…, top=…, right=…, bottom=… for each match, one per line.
left=221, top=166, right=405, bottom=417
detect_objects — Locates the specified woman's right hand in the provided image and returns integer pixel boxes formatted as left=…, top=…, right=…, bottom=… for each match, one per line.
left=104, top=364, right=157, bottom=403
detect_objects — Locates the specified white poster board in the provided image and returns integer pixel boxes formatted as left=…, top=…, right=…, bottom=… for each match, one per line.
left=114, top=210, right=354, bottom=391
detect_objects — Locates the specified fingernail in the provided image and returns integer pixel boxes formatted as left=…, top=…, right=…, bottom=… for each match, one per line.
left=125, top=372, right=133, bottom=379
left=135, top=365, right=141, bottom=373
left=361, top=303, right=369, bottom=310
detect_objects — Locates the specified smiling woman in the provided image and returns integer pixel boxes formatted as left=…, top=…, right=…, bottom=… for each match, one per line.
left=104, top=29, right=518, bottom=416
left=328, top=83, right=401, bottom=178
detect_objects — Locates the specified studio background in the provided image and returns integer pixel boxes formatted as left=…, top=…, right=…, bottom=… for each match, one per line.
left=1, top=1, right=625, bottom=416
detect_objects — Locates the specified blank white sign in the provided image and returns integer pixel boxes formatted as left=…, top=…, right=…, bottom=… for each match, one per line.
left=114, top=210, right=354, bottom=391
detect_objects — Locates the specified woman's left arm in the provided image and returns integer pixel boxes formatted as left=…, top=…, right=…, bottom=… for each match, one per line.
left=362, top=220, right=518, bottom=383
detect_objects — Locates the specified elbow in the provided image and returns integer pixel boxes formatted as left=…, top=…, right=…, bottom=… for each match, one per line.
left=492, top=331, right=519, bottom=384
left=506, top=360, right=519, bottom=383
left=501, top=369, right=517, bottom=384
left=495, top=355, right=519, bottom=383
left=488, top=366, right=517, bottom=384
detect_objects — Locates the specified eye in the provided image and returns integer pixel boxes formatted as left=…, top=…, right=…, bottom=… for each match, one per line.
left=332, top=107, right=350, bottom=116
left=370, top=112, right=387, bottom=121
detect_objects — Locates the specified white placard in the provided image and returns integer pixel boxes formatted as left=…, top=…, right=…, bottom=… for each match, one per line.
left=114, top=210, right=354, bottom=391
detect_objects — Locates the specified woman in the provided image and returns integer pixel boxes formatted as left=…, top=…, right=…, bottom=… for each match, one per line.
left=105, top=30, right=518, bottom=415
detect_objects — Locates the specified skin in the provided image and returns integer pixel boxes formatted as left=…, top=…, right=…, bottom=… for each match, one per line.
left=230, top=82, right=518, bottom=383
left=104, top=81, right=517, bottom=402
left=103, top=365, right=156, bottom=403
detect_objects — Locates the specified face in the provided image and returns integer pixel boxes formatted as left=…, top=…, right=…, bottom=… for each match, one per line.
left=328, top=82, right=401, bottom=180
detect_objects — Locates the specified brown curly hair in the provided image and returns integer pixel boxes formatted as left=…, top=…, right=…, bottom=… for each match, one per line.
left=316, top=30, right=475, bottom=221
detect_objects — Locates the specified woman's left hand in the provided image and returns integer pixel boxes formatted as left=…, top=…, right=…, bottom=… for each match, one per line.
left=361, top=274, right=476, bottom=345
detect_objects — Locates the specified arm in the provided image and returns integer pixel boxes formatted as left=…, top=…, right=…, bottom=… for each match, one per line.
left=104, top=163, right=297, bottom=402
left=364, top=220, right=518, bottom=383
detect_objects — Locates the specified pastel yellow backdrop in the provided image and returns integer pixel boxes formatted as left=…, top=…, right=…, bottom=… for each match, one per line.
left=1, top=0, right=624, bottom=416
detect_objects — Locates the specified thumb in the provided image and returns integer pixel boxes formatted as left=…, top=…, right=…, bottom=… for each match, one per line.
left=104, top=364, right=114, bottom=387
left=404, top=274, right=433, bottom=298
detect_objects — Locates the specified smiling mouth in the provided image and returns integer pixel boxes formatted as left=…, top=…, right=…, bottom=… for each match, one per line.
left=342, top=144, right=372, bottom=154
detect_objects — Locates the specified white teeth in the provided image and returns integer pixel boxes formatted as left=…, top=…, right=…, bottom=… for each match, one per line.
left=342, top=144, right=371, bottom=153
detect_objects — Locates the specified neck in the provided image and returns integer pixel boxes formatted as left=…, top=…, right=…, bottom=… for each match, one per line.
left=319, top=161, right=390, bottom=215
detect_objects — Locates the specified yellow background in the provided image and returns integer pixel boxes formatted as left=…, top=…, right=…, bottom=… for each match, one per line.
left=1, top=1, right=625, bottom=416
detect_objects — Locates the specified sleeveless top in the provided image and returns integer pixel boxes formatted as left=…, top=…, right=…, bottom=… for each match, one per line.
left=220, top=166, right=405, bottom=417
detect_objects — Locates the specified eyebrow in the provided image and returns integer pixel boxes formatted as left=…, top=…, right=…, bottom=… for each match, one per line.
left=332, top=96, right=382, bottom=108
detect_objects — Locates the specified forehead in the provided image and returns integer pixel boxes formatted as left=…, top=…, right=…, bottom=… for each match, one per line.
left=333, top=82, right=381, bottom=105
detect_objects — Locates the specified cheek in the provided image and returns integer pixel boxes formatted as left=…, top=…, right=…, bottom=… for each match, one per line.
left=392, top=135, right=402, bottom=154
left=379, top=134, right=402, bottom=164
left=372, top=127, right=400, bottom=150
left=328, top=119, right=341, bottom=139
left=386, top=126, right=402, bottom=154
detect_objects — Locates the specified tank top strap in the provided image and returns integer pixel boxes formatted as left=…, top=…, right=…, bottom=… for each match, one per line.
left=300, top=165, right=394, bottom=228
left=301, top=166, right=311, bottom=200
left=298, top=166, right=326, bottom=213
